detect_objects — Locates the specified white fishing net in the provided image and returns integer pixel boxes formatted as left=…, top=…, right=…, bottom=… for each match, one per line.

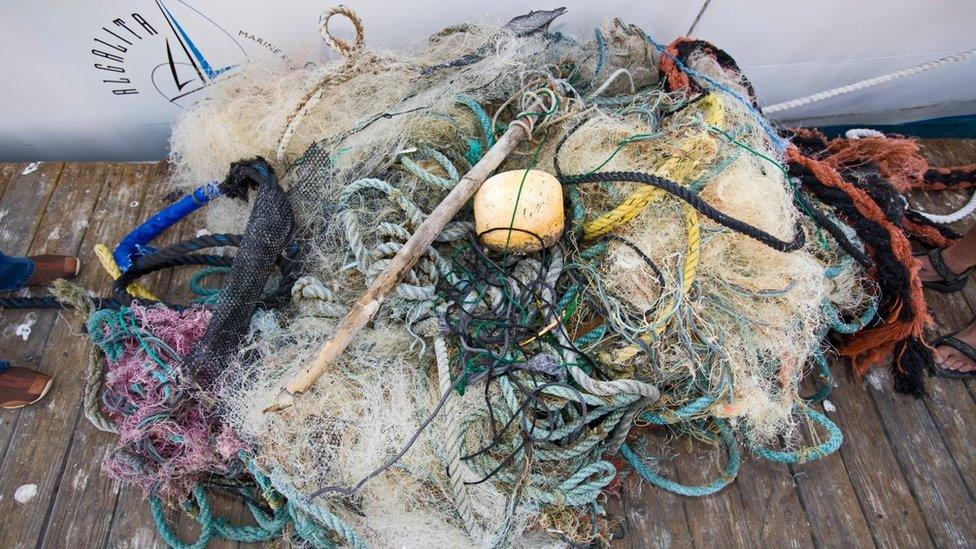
left=164, top=9, right=872, bottom=547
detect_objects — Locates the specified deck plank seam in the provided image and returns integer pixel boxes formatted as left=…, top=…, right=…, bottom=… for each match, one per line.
left=32, top=163, right=153, bottom=549
left=0, top=162, right=67, bottom=470
left=864, top=387, right=943, bottom=547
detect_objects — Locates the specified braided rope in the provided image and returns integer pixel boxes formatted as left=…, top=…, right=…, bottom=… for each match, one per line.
left=399, top=145, right=460, bottom=190
left=84, top=342, right=116, bottom=433
left=94, top=244, right=159, bottom=301
left=276, top=6, right=366, bottom=164
left=434, top=332, right=479, bottom=538
left=764, top=48, right=976, bottom=114
left=269, top=469, right=369, bottom=549
left=621, top=417, right=741, bottom=497
left=565, top=171, right=806, bottom=253
left=319, top=5, right=365, bottom=56
left=745, top=404, right=844, bottom=464
left=581, top=94, right=724, bottom=239
left=291, top=275, right=349, bottom=317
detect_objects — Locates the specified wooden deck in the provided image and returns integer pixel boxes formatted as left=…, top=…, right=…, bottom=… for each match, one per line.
left=1, top=140, right=975, bottom=548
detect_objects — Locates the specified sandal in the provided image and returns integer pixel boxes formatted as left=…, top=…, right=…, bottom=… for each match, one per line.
left=931, top=332, right=976, bottom=379
left=0, top=361, right=54, bottom=409
left=917, top=248, right=975, bottom=293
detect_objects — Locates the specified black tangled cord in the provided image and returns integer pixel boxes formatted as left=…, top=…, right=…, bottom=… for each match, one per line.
left=310, top=228, right=617, bottom=499
left=440, top=229, right=601, bottom=483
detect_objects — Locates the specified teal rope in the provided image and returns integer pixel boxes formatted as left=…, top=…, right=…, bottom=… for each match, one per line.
left=587, top=28, right=607, bottom=89
left=457, top=93, right=495, bottom=164
left=641, top=394, right=717, bottom=425
left=801, top=348, right=834, bottom=403
left=189, top=266, right=231, bottom=304
left=821, top=298, right=878, bottom=335
left=151, top=486, right=213, bottom=549
left=745, top=404, right=843, bottom=464
left=621, top=418, right=740, bottom=497
left=400, top=145, right=460, bottom=189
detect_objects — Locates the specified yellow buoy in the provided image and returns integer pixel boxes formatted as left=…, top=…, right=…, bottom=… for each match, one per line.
left=473, top=169, right=564, bottom=253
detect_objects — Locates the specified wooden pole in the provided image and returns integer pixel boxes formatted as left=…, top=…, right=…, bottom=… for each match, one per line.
left=266, top=106, right=542, bottom=411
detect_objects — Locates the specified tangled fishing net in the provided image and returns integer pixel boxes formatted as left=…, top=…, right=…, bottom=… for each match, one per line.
left=45, top=5, right=975, bottom=548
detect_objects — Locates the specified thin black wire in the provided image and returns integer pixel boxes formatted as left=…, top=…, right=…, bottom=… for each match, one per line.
left=310, top=227, right=617, bottom=498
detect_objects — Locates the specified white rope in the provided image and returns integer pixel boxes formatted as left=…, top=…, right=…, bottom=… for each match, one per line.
left=914, top=191, right=976, bottom=224
left=845, top=128, right=885, bottom=139
left=276, top=6, right=365, bottom=164
left=434, top=332, right=480, bottom=539
left=840, top=130, right=976, bottom=225
left=763, top=48, right=976, bottom=114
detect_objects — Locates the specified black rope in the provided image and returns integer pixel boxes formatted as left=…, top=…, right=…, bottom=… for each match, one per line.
left=0, top=295, right=70, bottom=310
left=0, top=233, right=299, bottom=312
left=560, top=171, right=807, bottom=252
left=793, top=191, right=873, bottom=268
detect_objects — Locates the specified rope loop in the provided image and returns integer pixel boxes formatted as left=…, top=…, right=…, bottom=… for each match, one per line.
left=621, top=417, right=741, bottom=497
left=319, top=5, right=365, bottom=57
left=745, top=404, right=843, bottom=464
left=510, top=88, right=559, bottom=139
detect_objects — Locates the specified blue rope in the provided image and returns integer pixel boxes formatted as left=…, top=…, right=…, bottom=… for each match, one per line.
left=114, top=183, right=221, bottom=271
left=638, top=30, right=788, bottom=153
left=587, top=28, right=607, bottom=89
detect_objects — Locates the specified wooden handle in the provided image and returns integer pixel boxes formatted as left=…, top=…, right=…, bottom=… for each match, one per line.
left=266, top=105, right=541, bottom=411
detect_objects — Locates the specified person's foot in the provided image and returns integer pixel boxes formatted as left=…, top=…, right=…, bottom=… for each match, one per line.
left=935, top=320, right=976, bottom=375
left=25, top=254, right=79, bottom=287
left=918, top=244, right=976, bottom=284
left=0, top=362, right=53, bottom=409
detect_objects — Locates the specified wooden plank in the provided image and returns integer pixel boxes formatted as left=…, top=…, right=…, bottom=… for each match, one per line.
left=868, top=375, right=976, bottom=546
left=671, top=436, right=756, bottom=548
left=610, top=432, right=694, bottom=548
left=919, top=293, right=976, bottom=501
left=807, top=368, right=931, bottom=548
left=0, top=163, right=144, bottom=549
left=735, top=450, right=814, bottom=547
left=0, top=162, right=65, bottom=466
left=39, top=164, right=166, bottom=549
left=0, top=162, right=27, bottom=203
left=786, top=377, right=874, bottom=548
left=0, top=162, right=63, bottom=251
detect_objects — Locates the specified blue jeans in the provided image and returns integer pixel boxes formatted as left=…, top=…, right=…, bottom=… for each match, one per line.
left=0, top=252, right=34, bottom=292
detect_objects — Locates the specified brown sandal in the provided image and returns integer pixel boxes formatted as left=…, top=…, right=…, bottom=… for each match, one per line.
left=0, top=363, right=53, bottom=409
left=26, top=254, right=80, bottom=287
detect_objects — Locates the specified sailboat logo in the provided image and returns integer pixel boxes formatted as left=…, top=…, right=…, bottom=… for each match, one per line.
left=150, top=0, right=248, bottom=105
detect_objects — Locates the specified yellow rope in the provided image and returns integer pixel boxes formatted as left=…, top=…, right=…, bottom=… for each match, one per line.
left=582, top=94, right=724, bottom=240
left=609, top=204, right=701, bottom=363
left=680, top=203, right=700, bottom=296
left=591, top=97, right=716, bottom=365
left=93, top=244, right=159, bottom=301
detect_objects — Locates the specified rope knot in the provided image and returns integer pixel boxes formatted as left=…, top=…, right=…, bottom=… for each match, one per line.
left=509, top=88, right=559, bottom=139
